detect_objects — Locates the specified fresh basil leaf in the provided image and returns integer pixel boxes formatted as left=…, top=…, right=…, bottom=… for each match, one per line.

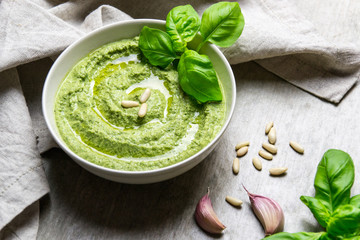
left=350, top=194, right=360, bottom=209
left=263, top=232, right=327, bottom=240
left=199, top=1, right=245, bottom=48
left=327, top=204, right=360, bottom=237
left=139, top=26, right=176, bottom=68
left=178, top=50, right=222, bottom=103
left=166, top=4, right=200, bottom=52
left=300, top=196, right=331, bottom=228
left=314, top=149, right=354, bottom=213
left=342, top=236, right=360, bottom=240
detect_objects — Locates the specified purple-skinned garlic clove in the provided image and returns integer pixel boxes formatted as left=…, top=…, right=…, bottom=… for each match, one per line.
left=243, top=185, right=284, bottom=236
left=195, top=189, right=226, bottom=234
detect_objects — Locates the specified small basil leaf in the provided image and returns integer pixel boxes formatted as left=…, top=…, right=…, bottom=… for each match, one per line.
left=350, top=194, right=360, bottom=209
left=139, top=26, right=176, bottom=68
left=178, top=50, right=222, bottom=103
left=300, top=196, right=331, bottom=228
left=314, top=149, right=354, bottom=213
left=200, top=1, right=245, bottom=48
left=166, top=4, right=200, bottom=52
left=327, top=204, right=360, bottom=237
left=263, top=232, right=327, bottom=240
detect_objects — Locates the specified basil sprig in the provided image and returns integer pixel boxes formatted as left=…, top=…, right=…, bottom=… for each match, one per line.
left=139, top=2, right=245, bottom=103
left=265, top=149, right=360, bottom=240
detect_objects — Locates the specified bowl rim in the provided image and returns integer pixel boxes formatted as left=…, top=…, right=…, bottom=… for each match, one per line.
left=42, top=19, right=236, bottom=177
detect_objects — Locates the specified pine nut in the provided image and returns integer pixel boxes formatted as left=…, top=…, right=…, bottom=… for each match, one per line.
left=138, top=103, right=147, bottom=117
left=232, top=158, right=240, bottom=174
left=236, top=146, right=248, bottom=157
left=269, top=167, right=288, bottom=176
left=259, top=150, right=273, bottom=160
left=268, top=127, right=276, bottom=144
left=225, top=196, right=243, bottom=207
left=235, top=141, right=250, bottom=150
left=252, top=157, right=262, bottom=171
left=121, top=100, right=139, bottom=108
left=265, top=121, right=273, bottom=135
left=262, top=143, right=277, bottom=154
left=289, top=141, right=304, bottom=154
left=139, top=88, right=151, bottom=103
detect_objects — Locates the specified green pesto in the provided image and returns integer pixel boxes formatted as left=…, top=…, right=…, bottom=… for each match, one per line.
left=54, top=37, right=226, bottom=171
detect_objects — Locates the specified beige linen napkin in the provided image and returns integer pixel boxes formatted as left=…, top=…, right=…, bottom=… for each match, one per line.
left=0, top=69, right=48, bottom=239
left=0, top=0, right=359, bottom=239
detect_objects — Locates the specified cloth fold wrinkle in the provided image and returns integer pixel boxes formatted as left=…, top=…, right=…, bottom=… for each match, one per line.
left=81, top=5, right=133, bottom=32
left=0, top=0, right=83, bottom=73
left=0, top=68, right=49, bottom=238
left=0, top=201, right=40, bottom=240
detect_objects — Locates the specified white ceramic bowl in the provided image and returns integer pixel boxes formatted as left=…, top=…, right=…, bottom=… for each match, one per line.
left=42, top=19, right=236, bottom=184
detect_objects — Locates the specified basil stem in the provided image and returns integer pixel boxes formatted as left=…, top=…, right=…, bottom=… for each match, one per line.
left=263, top=231, right=327, bottom=240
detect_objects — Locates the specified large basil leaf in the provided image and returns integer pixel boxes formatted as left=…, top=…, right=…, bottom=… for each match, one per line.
left=326, top=204, right=360, bottom=237
left=350, top=194, right=360, bottom=209
left=314, top=149, right=354, bottom=213
left=166, top=4, right=200, bottom=52
left=263, top=232, right=327, bottom=240
left=178, top=50, right=222, bottom=103
left=199, top=1, right=245, bottom=48
left=139, top=26, right=176, bottom=68
left=300, top=196, right=331, bottom=228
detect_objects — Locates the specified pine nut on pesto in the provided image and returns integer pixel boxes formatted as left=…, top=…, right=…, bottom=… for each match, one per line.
left=54, top=37, right=226, bottom=171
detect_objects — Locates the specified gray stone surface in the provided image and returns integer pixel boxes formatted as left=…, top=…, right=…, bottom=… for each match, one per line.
left=36, top=0, right=360, bottom=239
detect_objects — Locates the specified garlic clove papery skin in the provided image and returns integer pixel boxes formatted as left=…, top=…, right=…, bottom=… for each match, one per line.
left=251, top=194, right=284, bottom=235
left=195, top=191, right=226, bottom=234
left=243, top=186, right=284, bottom=236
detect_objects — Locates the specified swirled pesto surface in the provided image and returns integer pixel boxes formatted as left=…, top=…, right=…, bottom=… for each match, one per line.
left=55, top=37, right=226, bottom=171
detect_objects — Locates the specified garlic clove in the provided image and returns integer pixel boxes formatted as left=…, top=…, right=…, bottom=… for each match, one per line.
left=243, top=185, right=284, bottom=236
left=195, top=189, right=226, bottom=234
